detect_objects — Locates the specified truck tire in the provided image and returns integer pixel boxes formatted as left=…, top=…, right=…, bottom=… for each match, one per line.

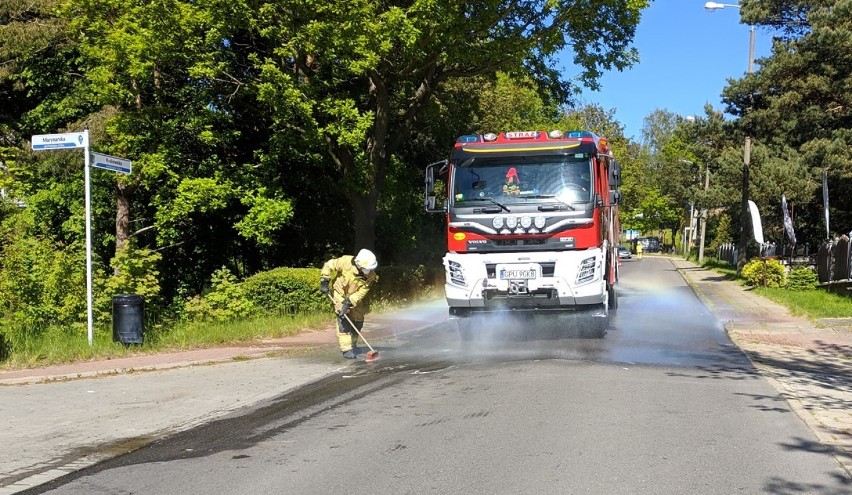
left=583, top=314, right=608, bottom=338
left=583, top=297, right=609, bottom=338
left=608, top=284, right=618, bottom=311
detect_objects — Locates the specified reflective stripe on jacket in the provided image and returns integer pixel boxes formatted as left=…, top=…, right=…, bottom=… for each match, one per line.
left=321, top=255, right=377, bottom=320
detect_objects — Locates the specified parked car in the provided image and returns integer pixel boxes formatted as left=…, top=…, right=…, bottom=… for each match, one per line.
left=638, top=237, right=661, bottom=253
left=618, top=246, right=632, bottom=259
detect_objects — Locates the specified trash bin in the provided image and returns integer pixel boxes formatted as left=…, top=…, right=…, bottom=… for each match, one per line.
left=113, top=294, right=144, bottom=345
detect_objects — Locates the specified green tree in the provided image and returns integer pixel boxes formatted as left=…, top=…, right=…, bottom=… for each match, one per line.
left=473, top=73, right=560, bottom=133
left=253, top=0, right=649, bottom=251
left=723, top=0, right=851, bottom=247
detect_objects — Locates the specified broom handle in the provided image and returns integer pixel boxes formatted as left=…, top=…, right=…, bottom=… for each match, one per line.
left=327, top=293, right=376, bottom=353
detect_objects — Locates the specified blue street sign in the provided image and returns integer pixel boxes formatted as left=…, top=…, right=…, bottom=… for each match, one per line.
left=91, top=152, right=132, bottom=174
left=31, top=132, right=88, bottom=150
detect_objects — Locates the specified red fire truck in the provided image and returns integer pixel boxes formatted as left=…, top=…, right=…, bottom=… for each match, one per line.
left=424, top=130, right=621, bottom=338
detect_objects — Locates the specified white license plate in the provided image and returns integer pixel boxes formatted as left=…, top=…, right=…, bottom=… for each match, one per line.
left=497, top=263, right=541, bottom=280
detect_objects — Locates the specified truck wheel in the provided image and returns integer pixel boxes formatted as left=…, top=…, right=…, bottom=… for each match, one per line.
left=582, top=301, right=608, bottom=338
left=608, top=285, right=618, bottom=311
left=585, top=313, right=608, bottom=338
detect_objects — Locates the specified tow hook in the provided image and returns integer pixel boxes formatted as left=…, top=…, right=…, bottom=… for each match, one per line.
left=508, top=280, right=528, bottom=295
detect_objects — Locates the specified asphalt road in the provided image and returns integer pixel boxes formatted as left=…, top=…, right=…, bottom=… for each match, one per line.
left=24, top=257, right=851, bottom=494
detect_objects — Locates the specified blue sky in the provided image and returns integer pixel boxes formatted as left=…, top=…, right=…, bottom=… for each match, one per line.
left=568, top=0, right=773, bottom=142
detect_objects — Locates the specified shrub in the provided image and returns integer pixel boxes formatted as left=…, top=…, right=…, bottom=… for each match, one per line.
left=742, top=258, right=786, bottom=288
left=370, top=264, right=442, bottom=306
left=241, top=264, right=444, bottom=317
left=178, top=263, right=444, bottom=324
left=95, top=244, right=162, bottom=322
left=786, top=266, right=818, bottom=291
left=182, top=267, right=257, bottom=322
left=0, top=234, right=89, bottom=332
left=0, top=324, right=10, bottom=361
left=241, top=267, right=326, bottom=315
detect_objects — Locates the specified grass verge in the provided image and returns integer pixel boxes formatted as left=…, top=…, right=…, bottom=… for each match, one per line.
left=0, top=312, right=331, bottom=371
left=699, top=257, right=852, bottom=320
left=752, top=286, right=852, bottom=319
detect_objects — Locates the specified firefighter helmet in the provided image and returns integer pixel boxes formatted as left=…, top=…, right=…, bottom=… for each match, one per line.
left=354, top=249, right=378, bottom=271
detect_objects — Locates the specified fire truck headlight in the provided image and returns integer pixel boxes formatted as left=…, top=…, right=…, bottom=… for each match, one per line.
left=448, top=260, right=467, bottom=286
left=534, top=216, right=546, bottom=229
left=492, top=216, right=504, bottom=229
left=576, top=256, right=597, bottom=284
left=506, top=216, right=517, bottom=229
left=520, top=216, right=532, bottom=229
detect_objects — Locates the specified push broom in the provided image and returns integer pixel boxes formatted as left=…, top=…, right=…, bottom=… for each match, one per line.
left=326, top=294, right=379, bottom=361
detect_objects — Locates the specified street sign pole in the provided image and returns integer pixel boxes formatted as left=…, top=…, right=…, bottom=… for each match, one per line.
left=83, top=131, right=94, bottom=346
left=31, top=132, right=132, bottom=346
left=31, top=130, right=94, bottom=345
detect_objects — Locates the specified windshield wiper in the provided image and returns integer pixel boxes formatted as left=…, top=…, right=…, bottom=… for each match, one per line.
left=524, top=194, right=576, bottom=211
left=466, top=197, right=511, bottom=212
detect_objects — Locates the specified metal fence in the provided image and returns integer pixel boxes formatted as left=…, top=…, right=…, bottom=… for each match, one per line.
left=817, top=234, right=852, bottom=283
left=717, top=242, right=778, bottom=265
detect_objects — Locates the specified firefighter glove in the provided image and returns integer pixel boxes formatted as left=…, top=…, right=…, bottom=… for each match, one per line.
left=320, top=277, right=330, bottom=295
left=338, top=298, right=352, bottom=319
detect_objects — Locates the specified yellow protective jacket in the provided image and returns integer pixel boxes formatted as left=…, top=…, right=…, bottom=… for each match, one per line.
left=321, top=255, right=378, bottom=321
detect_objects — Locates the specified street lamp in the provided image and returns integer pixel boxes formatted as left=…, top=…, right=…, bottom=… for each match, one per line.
left=705, top=1, right=755, bottom=273
left=704, top=2, right=739, bottom=12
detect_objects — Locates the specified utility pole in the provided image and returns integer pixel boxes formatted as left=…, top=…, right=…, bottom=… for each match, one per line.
left=705, top=2, right=756, bottom=272
left=736, top=26, right=755, bottom=273
left=698, top=165, right=710, bottom=263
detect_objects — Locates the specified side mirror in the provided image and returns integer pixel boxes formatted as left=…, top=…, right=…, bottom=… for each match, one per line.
left=609, top=160, right=622, bottom=189
left=424, top=159, right=448, bottom=213
left=609, top=190, right=621, bottom=205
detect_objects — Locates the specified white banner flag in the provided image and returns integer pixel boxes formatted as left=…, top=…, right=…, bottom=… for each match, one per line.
left=748, top=200, right=764, bottom=245
left=781, top=194, right=796, bottom=246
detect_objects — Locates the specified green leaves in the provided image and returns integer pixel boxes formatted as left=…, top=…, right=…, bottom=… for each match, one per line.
left=155, top=177, right=232, bottom=242
left=721, top=0, right=852, bottom=242
left=2, top=0, right=650, bottom=334
left=235, top=191, right=293, bottom=246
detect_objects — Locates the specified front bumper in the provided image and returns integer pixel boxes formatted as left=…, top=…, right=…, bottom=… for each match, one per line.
left=443, top=250, right=607, bottom=313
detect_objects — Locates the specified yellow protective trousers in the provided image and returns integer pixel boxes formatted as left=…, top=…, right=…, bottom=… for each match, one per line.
left=336, top=317, right=363, bottom=352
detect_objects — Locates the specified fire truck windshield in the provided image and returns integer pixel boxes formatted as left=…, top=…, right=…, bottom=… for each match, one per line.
left=452, top=155, right=593, bottom=206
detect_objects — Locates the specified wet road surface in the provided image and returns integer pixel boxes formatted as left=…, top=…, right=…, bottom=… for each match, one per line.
left=25, top=257, right=851, bottom=494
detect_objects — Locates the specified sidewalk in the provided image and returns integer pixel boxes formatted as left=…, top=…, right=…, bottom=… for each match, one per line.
left=670, top=257, right=852, bottom=476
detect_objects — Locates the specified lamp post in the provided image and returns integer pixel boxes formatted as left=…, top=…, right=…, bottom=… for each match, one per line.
left=705, top=1, right=755, bottom=273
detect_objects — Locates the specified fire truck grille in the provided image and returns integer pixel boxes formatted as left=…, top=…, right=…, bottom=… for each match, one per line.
left=493, top=238, right=548, bottom=247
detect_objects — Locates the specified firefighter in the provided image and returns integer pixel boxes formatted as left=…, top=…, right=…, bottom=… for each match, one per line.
left=319, top=249, right=379, bottom=359
left=503, top=167, right=521, bottom=196
left=636, top=241, right=643, bottom=260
